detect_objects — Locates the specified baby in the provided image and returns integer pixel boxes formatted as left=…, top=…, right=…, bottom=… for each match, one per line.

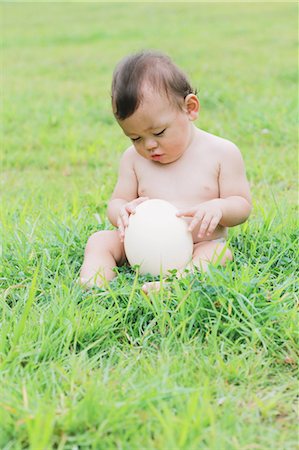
left=80, top=50, right=252, bottom=293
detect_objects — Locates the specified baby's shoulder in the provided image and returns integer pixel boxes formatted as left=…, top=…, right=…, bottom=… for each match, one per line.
left=197, top=129, right=241, bottom=162
left=119, top=145, right=138, bottom=167
left=121, top=145, right=136, bottom=160
left=199, top=129, right=239, bottom=152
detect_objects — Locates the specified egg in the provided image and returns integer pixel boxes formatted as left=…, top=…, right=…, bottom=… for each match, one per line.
left=124, top=199, right=193, bottom=275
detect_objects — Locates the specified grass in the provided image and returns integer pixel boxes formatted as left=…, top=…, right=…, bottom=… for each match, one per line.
left=1, top=2, right=298, bottom=449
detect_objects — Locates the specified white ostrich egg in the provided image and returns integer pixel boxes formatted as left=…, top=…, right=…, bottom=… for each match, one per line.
left=124, top=199, right=193, bottom=276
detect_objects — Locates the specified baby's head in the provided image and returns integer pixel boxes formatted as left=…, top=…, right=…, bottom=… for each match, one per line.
left=112, top=50, right=199, bottom=164
left=111, top=50, right=197, bottom=120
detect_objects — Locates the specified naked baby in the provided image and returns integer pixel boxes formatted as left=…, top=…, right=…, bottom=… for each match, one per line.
left=80, top=50, right=252, bottom=293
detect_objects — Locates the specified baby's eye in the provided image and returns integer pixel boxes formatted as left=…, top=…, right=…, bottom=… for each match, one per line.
left=131, top=137, right=141, bottom=142
left=154, top=128, right=166, bottom=137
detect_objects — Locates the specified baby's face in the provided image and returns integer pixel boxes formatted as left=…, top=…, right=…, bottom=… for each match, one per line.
left=118, top=88, right=196, bottom=164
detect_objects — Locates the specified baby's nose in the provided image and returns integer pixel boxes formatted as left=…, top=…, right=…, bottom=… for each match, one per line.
left=145, top=138, right=158, bottom=151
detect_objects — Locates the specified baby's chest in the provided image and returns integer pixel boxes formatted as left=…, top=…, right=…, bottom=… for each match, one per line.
left=136, top=162, right=219, bottom=204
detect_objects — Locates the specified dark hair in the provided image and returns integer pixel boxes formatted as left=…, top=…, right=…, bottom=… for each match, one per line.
left=111, top=50, right=197, bottom=120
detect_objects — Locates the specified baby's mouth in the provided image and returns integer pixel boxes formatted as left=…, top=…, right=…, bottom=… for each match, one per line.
left=150, top=153, right=164, bottom=159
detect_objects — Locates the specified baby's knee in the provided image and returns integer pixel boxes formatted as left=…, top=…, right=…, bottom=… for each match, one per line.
left=86, top=230, right=107, bottom=245
left=218, top=246, right=233, bottom=266
left=86, top=230, right=116, bottom=250
left=225, top=247, right=233, bottom=262
left=85, top=230, right=125, bottom=264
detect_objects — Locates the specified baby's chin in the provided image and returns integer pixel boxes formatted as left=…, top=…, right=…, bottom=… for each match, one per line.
left=151, top=154, right=182, bottom=164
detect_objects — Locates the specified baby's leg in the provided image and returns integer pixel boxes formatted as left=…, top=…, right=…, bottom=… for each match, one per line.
left=142, top=240, right=232, bottom=294
left=80, top=230, right=126, bottom=288
left=191, top=239, right=233, bottom=272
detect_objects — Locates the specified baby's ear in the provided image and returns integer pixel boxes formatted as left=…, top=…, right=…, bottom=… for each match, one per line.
left=184, top=94, right=200, bottom=121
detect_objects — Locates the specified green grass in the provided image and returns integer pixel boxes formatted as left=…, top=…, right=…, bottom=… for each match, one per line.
left=1, top=3, right=298, bottom=449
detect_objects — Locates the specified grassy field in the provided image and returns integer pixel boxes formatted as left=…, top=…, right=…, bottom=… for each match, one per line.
left=1, top=2, right=298, bottom=449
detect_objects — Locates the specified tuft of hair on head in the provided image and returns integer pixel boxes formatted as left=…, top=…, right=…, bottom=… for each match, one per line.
left=111, top=50, right=197, bottom=120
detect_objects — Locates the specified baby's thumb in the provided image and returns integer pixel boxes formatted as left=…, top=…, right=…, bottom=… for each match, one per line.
left=137, top=196, right=149, bottom=203
left=177, top=211, right=196, bottom=220
left=131, top=197, right=149, bottom=213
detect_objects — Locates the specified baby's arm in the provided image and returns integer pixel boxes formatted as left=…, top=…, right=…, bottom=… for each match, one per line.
left=107, top=147, right=148, bottom=240
left=107, top=147, right=138, bottom=225
left=177, top=141, right=251, bottom=238
left=216, top=142, right=252, bottom=226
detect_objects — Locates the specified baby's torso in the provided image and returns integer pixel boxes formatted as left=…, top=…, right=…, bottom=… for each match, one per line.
left=132, top=128, right=227, bottom=243
left=136, top=149, right=219, bottom=208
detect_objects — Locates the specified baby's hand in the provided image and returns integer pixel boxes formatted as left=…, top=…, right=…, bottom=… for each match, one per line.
left=176, top=201, right=223, bottom=239
left=117, top=197, right=149, bottom=242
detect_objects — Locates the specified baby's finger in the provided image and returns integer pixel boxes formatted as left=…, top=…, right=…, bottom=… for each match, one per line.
left=206, top=215, right=221, bottom=236
left=117, top=218, right=125, bottom=242
left=188, top=215, right=201, bottom=232
left=130, top=197, right=149, bottom=214
left=121, top=208, right=131, bottom=227
left=126, top=204, right=136, bottom=215
left=119, top=210, right=129, bottom=228
left=176, top=208, right=197, bottom=218
left=198, top=214, right=212, bottom=238
left=136, top=196, right=149, bottom=204
left=126, top=203, right=138, bottom=215
left=188, top=211, right=204, bottom=232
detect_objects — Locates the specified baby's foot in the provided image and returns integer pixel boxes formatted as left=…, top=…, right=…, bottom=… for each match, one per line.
left=142, top=281, right=169, bottom=294
left=77, top=277, right=107, bottom=292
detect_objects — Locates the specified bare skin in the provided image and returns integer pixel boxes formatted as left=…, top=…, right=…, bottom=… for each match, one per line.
left=80, top=85, right=252, bottom=293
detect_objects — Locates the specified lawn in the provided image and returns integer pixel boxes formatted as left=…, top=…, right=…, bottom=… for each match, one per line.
left=1, top=2, right=298, bottom=449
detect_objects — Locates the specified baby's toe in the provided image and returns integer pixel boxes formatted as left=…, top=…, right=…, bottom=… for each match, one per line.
left=142, top=281, right=166, bottom=294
